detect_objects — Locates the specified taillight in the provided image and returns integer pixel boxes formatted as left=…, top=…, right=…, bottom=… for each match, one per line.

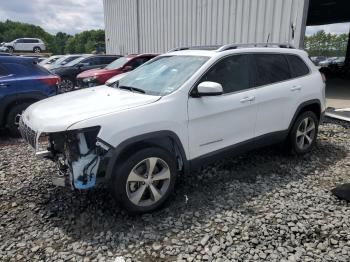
left=39, top=76, right=61, bottom=86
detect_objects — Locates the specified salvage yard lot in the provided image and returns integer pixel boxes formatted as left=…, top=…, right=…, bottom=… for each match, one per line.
left=0, top=118, right=350, bottom=262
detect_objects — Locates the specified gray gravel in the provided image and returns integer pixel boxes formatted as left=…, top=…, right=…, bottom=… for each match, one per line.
left=1, top=118, right=350, bottom=262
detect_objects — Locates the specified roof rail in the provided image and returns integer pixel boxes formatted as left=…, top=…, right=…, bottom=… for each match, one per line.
left=217, top=43, right=295, bottom=52
left=167, top=45, right=221, bottom=52
left=168, top=43, right=296, bottom=53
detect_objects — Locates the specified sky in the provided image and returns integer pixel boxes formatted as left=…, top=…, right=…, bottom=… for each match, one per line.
left=0, top=0, right=349, bottom=36
left=0, top=0, right=104, bottom=35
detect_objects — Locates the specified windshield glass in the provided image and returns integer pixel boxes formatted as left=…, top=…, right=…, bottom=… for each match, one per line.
left=105, top=57, right=130, bottom=69
left=65, top=56, right=89, bottom=67
left=117, top=56, right=209, bottom=96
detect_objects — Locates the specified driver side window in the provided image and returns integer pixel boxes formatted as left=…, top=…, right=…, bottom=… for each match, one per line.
left=201, top=55, right=250, bottom=94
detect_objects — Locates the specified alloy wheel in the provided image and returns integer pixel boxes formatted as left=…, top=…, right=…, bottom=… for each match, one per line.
left=59, top=79, right=74, bottom=93
left=296, top=117, right=316, bottom=150
left=126, top=157, right=171, bottom=207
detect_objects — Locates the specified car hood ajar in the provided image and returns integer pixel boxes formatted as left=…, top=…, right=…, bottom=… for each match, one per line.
left=22, top=86, right=161, bottom=133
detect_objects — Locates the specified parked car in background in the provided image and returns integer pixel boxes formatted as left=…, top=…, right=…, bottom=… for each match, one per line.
left=331, top=57, right=345, bottom=67
left=310, top=56, right=326, bottom=66
left=105, top=72, right=129, bottom=86
left=2, top=38, right=46, bottom=53
left=319, top=57, right=338, bottom=67
left=43, top=54, right=83, bottom=70
left=19, top=44, right=325, bottom=213
left=39, top=55, right=64, bottom=67
left=76, top=54, right=157, bottom=88
left=0, top=56, right=60, bottom=135
left=50, top=54, right=121, bottom=92
left=0, top=42, right=9, bottom=52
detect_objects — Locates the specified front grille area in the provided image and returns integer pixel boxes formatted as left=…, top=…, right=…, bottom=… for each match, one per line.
left=19, top=118, right=37, bottom=149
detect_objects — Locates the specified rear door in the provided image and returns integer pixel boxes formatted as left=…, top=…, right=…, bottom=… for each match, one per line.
left=252, top=53, right=294, bottom=136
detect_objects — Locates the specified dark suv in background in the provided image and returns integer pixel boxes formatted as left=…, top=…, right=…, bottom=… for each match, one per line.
left=50, top=54, right=121, bottom=92
left=0, top=56, right=59, bottom=135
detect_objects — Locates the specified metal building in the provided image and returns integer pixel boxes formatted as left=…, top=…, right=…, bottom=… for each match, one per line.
left=103, top=0, right=308, bottom=55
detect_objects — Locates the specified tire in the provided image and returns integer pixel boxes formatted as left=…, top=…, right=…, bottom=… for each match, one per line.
left=7, top=46, right=14, bottom=53
left=33, top=47, right=41, bottom=53
left=288, top=111, right=319, bottom=155
left=6, top=103, right=31, bottom=137
left=59, top=77, right=75, bottom=93
left=111, top=147, right=177, bottom=213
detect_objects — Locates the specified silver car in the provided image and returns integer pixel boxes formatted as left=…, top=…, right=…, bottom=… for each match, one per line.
left=3, top=38, right=46, bottom=53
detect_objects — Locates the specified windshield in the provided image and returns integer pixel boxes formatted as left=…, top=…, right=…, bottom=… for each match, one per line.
left=105, top=57, right=130, bottom=69
left=65, top=56, right=88, bottom=67
left=116, top=56, right=209, bottom=96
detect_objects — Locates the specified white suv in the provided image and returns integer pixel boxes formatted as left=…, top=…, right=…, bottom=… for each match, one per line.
left=3, top=38, right=46, bottom=53
left=19, top=43, right=326, bottom=213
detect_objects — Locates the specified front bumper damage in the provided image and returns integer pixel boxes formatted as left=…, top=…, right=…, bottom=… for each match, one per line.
left=19, top=119, right=112, bottom=190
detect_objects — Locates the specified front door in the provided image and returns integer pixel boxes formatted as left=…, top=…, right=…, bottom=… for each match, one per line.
left=188, top=54, right=257, bottom=159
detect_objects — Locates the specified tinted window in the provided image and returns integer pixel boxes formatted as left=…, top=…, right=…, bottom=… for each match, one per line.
left=286, top=55, right=309, bottom=78
left=100, top=56, right=118, bottom=64
left=128, top=57, right=150, bottom=69
left=254, top=54, right=290, bottom=86
left=3, top=63, right=30, bottom=75
left=82, top=57, right=101, bottom=66
left=24, top=39, right=36, bottom=43
left=201, top=55, right=250, bottom=94
left=16, top=39, right=24, bottom=43
left=0, top=65, right=9, bottom=76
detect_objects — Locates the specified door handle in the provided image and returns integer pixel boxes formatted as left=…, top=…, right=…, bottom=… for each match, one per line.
left=240, top=96, right=255, bottom=103
left=291, top=85, right=302, bottom=91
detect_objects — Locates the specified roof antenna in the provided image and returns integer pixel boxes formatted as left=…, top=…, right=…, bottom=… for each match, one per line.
left=265, top=33, right=270, bottom=47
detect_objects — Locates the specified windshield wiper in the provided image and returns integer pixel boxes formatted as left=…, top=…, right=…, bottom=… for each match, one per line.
left=118, top=85, right=145, bottom=94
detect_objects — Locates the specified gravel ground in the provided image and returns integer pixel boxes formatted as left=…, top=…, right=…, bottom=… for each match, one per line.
left=0, top=118, right=349, bottom=262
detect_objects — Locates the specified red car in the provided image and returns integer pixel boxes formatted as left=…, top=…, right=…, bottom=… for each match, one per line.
left=76, top=54, right=158, bottom=88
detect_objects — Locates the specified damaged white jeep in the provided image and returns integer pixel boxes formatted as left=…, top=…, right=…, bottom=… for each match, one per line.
left=20, top=44, right=326, bottom=213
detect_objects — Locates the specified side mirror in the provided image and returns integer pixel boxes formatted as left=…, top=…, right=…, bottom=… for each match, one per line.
left=122, top=65, right=133, bottom=72
left=195, top=81, right=223, bottom=97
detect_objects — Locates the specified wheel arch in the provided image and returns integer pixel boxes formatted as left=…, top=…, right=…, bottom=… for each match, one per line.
left=288, top=99, right=322, bottom=132
left=105, top=131, right=189, bottom=180
left=0, top=93, right=46, bottom=128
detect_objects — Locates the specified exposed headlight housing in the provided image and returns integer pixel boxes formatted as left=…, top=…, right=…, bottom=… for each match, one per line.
left=82, top=76, right=97, bottom=82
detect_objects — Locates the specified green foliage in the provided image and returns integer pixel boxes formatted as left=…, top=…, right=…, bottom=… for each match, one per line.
left=305, top=30, right=349, bottom=57
left=0, top=20, right=105, bottom=55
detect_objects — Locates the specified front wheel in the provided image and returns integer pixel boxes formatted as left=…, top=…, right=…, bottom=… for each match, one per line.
left=111, top=147, right=177, bottom=213
left=7, top=46, right=14, bottom=53
left=288, top=111, right=319, bottom=155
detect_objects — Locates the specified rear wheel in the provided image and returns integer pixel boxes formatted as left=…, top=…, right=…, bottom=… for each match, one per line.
left=59, top=77, right=75, bottom=93
left=288, top=111, right=319, bottom=155
left=33, top=47, right=41, bottom=53
left=6, top=103, right=31, bottom=137
left=111, top=147, right=177, bottom=213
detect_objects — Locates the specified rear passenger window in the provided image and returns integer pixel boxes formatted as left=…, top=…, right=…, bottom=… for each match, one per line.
left=254, top=54, right=290, bottom=86
left=201, top=55, right=250, bottom=94
left=286, top=55, right=310, bottom=77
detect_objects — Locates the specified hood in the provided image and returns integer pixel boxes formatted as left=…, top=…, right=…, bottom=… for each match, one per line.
left=77, top=68, right=119, bottom=79
left=22, top=86, right=161, bottom=133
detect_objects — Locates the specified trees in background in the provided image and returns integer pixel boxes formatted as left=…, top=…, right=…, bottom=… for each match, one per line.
left=305, top=30, right=348, bottom=57
left=0, top=20, right=105, bottom=54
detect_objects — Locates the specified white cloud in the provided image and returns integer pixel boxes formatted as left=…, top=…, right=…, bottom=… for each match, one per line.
left=306, top=23, right=350, bottom=36
left=0, top=0, right=104, bottom=35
